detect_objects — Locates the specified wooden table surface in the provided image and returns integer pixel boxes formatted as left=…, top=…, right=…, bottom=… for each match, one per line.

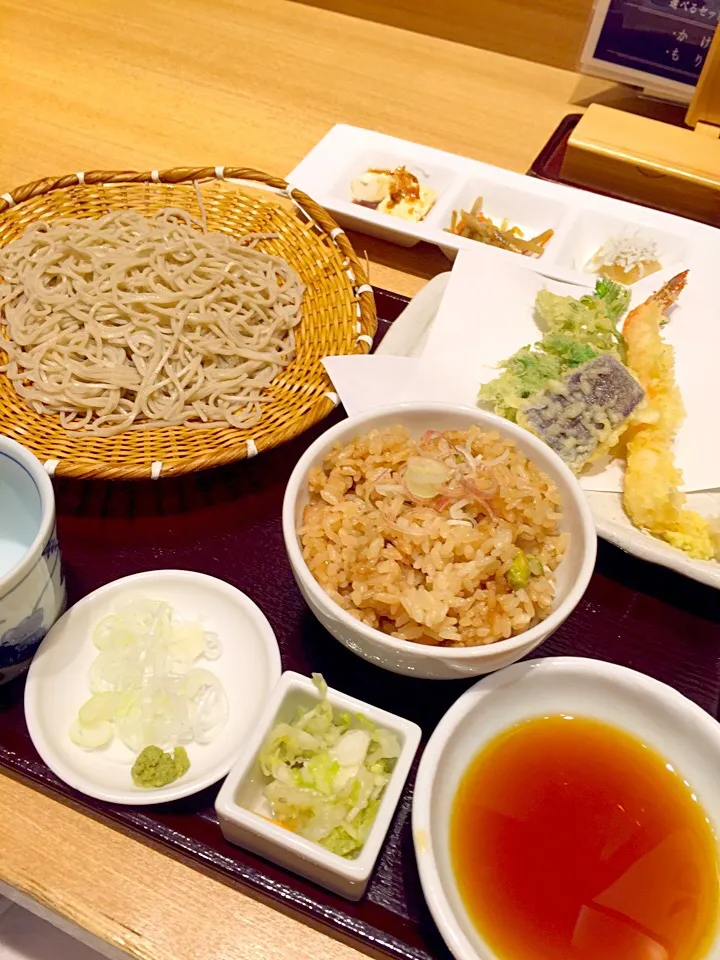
left=0, top=1, right=648, bottom=957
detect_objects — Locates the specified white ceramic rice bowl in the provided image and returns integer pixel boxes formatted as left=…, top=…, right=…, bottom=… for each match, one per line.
left=282, top=403, right=596, bottom=679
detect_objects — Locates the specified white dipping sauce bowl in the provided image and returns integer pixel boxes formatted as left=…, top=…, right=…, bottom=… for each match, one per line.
left=0, top=435, right=66, bottom=684
left=282, top=403, right=596, bottom=679
left=412, top=658, right=720, bottom=960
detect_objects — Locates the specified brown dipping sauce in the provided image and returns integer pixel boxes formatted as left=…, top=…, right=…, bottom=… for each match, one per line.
left=450, top=716, right=719, bottom=960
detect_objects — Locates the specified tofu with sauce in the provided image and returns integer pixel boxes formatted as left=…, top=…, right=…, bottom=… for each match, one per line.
left=350, top=166, right=437, bottom=222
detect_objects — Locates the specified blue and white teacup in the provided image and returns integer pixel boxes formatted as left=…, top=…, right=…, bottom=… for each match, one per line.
left=0, top=436, right=66, bottom=684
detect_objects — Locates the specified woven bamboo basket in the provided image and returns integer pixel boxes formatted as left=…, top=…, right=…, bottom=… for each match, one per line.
left=0, top=167, right=376, bottom=480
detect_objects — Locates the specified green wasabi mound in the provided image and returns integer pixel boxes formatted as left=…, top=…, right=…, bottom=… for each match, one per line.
left=131, top=745, right=190, bottom=788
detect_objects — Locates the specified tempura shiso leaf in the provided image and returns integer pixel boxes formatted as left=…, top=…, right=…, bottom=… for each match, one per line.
left=479, top=278, right=631, bottom=422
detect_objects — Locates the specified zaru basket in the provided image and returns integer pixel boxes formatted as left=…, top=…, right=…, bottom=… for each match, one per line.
left=0, top=167, right=377, bottom=480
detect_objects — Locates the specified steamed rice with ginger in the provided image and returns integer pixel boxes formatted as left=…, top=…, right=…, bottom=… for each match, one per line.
left=299, top=425, right=567, bottom=647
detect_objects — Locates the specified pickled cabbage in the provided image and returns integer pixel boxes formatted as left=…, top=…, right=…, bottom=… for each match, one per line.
left=259, top=675, right=400, bottom=858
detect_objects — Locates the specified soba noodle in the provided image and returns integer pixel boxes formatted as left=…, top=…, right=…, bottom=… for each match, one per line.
left=0, top=206, right=304, bottom=436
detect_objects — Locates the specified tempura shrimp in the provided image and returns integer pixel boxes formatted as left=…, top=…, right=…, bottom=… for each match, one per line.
left=622, top=270, right=714, bottom=560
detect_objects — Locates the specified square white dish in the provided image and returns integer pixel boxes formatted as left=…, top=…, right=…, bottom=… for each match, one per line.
left=288, top=124, right=719, bottom=280
left=215, top=671, right=421, bottom=900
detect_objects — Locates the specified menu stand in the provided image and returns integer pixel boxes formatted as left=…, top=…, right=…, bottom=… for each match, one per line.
left=557, top=26, right=720, bottom=223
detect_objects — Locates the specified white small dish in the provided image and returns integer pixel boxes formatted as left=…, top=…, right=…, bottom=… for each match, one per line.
left=412, top=657, right=720, bottom=960
left=215, top=670, right=421, bottom=900
left=24, top=570, right=282, bottom=805
left=282, top=402, right=596, bottom=679
left=326, top=148, right=463, bottom=247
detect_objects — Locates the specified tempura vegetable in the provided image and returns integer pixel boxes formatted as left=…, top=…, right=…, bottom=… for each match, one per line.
left=518, top=354, right=644, bottom=473
left=622, top=271, right=714, bottom=560
left=479, top=278, right=631, bottom=423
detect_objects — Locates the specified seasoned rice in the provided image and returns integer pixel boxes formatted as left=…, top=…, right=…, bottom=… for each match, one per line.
left=299, top=425, right=567, bottom=647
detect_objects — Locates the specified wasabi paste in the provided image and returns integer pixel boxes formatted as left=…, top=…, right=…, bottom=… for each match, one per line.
left=131, top=745, right=190, bottom=788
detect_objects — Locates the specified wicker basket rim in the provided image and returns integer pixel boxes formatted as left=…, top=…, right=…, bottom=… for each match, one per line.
left=0, top=166, right=376, bottom=479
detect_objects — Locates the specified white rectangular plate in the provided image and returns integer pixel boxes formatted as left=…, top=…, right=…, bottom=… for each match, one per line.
left=288, top=124, right=719, bottom=281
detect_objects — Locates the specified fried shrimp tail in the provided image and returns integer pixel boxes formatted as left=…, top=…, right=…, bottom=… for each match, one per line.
left=622, top=271, right=714, bottom=560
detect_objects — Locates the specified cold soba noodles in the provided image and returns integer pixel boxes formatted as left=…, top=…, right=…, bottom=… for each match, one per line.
left=0, top=199, right=304, bottom=436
